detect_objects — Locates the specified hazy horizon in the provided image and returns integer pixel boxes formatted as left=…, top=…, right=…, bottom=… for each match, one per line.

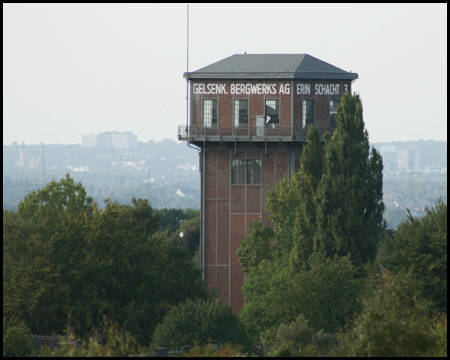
left=4, top=136, right=447, bottom=148
left=4, top=4, right=447, bottom=145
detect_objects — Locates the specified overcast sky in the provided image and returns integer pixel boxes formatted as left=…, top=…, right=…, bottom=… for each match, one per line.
left=3, top=3, right=447, bottom=145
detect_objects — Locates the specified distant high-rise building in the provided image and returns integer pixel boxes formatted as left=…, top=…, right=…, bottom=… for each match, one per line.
left=82, top=131, right=138, bottom=149
left=82, top=134, right=99, bottom=148
left=397, top=148, right=416, bottom=172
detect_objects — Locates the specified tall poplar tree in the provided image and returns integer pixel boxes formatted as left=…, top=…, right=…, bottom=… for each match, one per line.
left=239, top=93, right=385, bottom=342
left=314, top=93, right=385, bottom=266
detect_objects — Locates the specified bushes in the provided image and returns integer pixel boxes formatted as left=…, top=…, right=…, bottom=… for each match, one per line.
left=339, top=274, right=444, bottom=357
left=241, top=254, right=362, bottom=344
left=152, top=299, right=249, bottom=350
left=381, top=199, right=447, bottom=313
left=3, top=319, right=34, bottom=357
left=269, top=315, right=337, bottom=357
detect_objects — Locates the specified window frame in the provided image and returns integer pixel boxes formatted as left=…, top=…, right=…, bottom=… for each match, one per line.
left=231, top=159, right=262, bottom=185
left=265, top=99, right=280, bottom=128
left=246, top=159, right=262, bottom=185
left=302, top=99, right=315, bottom=129
left=329, top=99, right=340, bottom=130
left=234, top=99, right=249, bottom=128
left=203, top=99, right=218, bottom=128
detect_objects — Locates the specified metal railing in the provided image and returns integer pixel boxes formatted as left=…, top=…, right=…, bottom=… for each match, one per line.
left=178, top=124, right=320, bottom=140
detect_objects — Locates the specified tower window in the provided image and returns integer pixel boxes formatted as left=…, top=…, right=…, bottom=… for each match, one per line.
left=203, top=99, right=217, bottom=128
left=302, top=99, right=315, bottom=128
left=234, top=99, right=249, bottom=127
left=247, top=159, right=262, bottom=184
left=231, top=159, right=261, bottom=185
left=330, top=99, right=340, bottom=130
left=265, top=100, right=280, bottom=127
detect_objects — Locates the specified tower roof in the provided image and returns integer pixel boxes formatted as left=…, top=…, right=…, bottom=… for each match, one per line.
left=185, top=54, right=358, bottom=80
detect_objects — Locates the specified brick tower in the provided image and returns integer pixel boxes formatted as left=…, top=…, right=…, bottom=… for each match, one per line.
left=178, top=54, right=358, bottom=312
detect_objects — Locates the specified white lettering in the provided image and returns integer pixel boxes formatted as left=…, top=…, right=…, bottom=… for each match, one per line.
left=195, top=82, right=295, bottom=95
left=314, top=84, right=340, bottom=95
left=284, top=84, right=290, bottom=95
left=297, top=84, right=311, bottom=95
left=193, top=83, right=229, bottom=95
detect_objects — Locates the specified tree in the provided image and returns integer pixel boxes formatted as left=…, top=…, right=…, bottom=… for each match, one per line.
left=339, top=273, right=443, bottom=357
left=238, top=93, right=384, bottom=344
left=239, top=95, right=385, bottom=272
left=315, top=93, right=385, bottom=266
left=290, top=255, right=361, bottom=333
left=236, top=221, right=275, bottom=274
left=240, top=255, right=361, bottom=343
left=3, top=175, right=207, bottom=346
left=381, top=199, right=447, bottom=313
left=266, top=124, right=323, bottom=270
left=152, top=299, right=249, bottom=350
left=240, top=255, right=296, bottom=341
left=3, top=319, right=34, bottom=357
left=269, top=315, right=337, bottom=357
left=17, top=173, right=94, bottom=223
left=4, top=175, right=94, bottom=335
left=173, top=214, right=201, bottom=259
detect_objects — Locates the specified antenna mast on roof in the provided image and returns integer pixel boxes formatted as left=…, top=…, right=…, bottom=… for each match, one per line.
left=186, top=4, right=189, bottom=132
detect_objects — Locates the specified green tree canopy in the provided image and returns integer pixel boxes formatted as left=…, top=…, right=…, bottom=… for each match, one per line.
left=152, top=298, right=249, bottom=350
left=239, top=95, right=385, bottom=273
left=238, top=93, right=385, bottom=344
left=315, top=94, right=385, bottom=266
left=240, top=255, right=361, bottom=342
left=339, top=273, right=443, bottom=357
left=381, top=199, right=447, bottom=313
left=3, top=175, right=207, bottom=346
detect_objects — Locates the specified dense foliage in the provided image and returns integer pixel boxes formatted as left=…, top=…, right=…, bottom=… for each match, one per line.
left=3, top=174, right=207, bottom=347
left=315, top=94, right=385, bottom=266
left=152, top=298, right=249, bottom=351
left=339, top=273, right=446, bottom=357
left=237, top=94, right=446, bottom=357
left=239, top=94, right=385, bottom=344
left=380, top=199, right=447, bottom=313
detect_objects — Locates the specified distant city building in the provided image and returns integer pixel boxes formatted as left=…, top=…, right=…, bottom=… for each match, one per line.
left=82, top=131, right=138, bottom=150
left=397, top=147, right=420, bottom=172
left=17, top=142, right=26, bottom=166
left=82, top=134, right=99, bottom=148
left=380, top=146, right=397, bottom=173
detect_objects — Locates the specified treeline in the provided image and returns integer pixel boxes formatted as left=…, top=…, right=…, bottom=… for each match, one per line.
left=3, top=174, right=212, bottom=356
left=3, top=94, right=447, bottom=357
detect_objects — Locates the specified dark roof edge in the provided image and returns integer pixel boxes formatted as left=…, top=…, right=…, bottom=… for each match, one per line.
left=184, top=72, right=358, bottom=80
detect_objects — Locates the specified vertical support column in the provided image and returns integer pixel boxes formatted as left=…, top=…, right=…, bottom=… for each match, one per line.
left=200, top=149, right=206, bottom=280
